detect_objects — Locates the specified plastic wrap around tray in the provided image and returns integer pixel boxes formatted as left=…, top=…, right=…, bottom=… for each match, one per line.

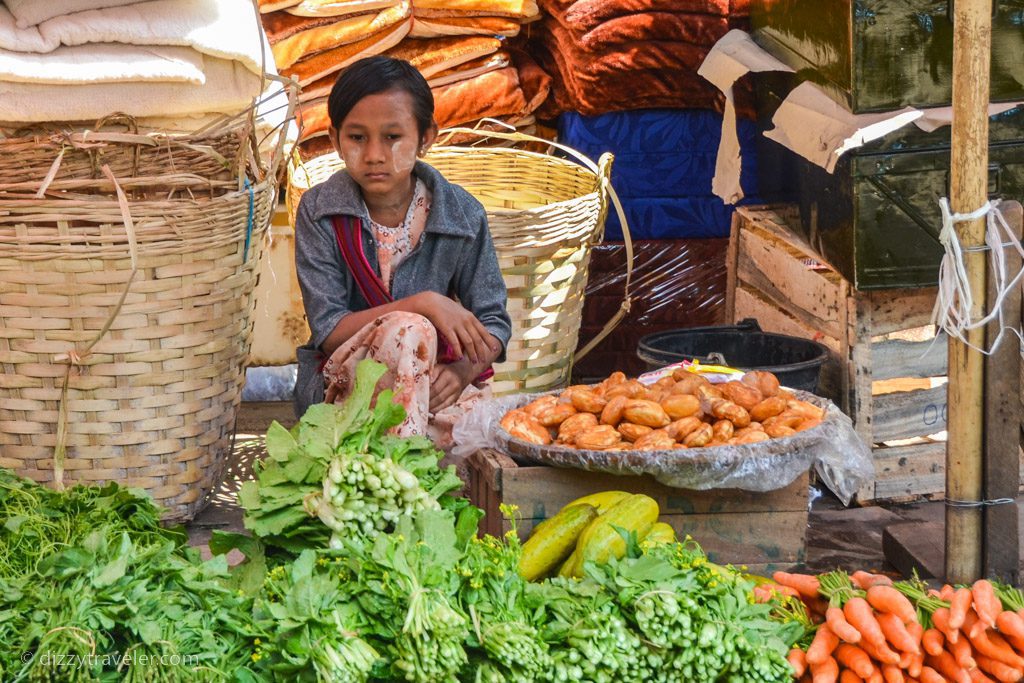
left=453, top=390, right=873, bottom=505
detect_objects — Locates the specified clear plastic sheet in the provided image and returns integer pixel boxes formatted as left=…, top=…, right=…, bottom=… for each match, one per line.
left=452, top=389, right=873, bottom=506
left=573, top=239, right=729, bottom=380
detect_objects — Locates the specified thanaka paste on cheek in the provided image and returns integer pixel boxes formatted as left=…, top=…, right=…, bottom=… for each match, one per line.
left=389, top=138, right=418, bottom=174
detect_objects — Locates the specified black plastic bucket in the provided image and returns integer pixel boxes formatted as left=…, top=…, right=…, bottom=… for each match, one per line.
left=636, top=319, right=830, bottom=394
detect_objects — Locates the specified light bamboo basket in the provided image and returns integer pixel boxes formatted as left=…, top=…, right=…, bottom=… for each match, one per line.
left=0, top=104, right=290, bottom=522
left=287, top=127, right=633, bottom=396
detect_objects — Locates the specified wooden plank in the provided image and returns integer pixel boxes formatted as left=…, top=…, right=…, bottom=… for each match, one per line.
left=883, top=521, right=945, bottom=580
left=851, top=295, right=875, bottom=448
left=983, top=200, right=1022, bottom=582
left=725, top=211, right=741, bottom=325
left=871, top=335, right=948, bottom=382
left=500, top=467, right=809, bottom=521
left=234, top=401, right=295, bottom=433
left=733, top=285, right=844, bottom=405
left=871, top=385, right=948, bottom=442
left=508, top=510, right=808, bottom=567
left=736, top=226, right=845, bottom=341
left=865, top=441, right=947, bottom=503
left=867, top=288, right=941, bottom=337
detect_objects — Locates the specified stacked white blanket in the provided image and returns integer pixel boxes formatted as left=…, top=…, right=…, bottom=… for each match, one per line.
left=0, top=0, right=276, bottom=123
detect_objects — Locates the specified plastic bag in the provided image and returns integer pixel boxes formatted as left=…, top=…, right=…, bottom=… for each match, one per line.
left=242, top=365, right=297, bottom=402
left=452, top=390, right=874, bottom=506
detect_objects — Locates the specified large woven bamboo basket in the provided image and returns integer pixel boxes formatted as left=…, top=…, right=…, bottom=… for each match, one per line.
left=287, top=128, right=632, bottom=396
left=0, top=111, right=286, bottom=522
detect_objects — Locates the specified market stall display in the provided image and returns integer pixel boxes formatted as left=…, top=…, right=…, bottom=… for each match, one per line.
left=500, top=368, right=824, bottom=450
left=0, top=359, right=814, bottom=681
left=756, top=567, right=1024, bottom=683
left=468, top=448, right=811, bottom=570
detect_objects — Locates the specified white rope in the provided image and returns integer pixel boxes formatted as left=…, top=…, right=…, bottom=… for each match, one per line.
left=931, top=197, right=1024, bottom=355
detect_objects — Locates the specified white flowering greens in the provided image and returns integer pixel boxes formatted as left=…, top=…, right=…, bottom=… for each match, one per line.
left=238, top=360, right=463, bottom=553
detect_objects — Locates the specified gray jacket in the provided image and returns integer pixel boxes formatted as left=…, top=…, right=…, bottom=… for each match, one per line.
left=292, top=160, right=512, bottom=417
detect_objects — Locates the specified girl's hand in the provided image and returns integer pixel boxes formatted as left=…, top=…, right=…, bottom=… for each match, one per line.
left=413, top=291, right=497, bottom=364
left=429, top=362, right=473, bottom=413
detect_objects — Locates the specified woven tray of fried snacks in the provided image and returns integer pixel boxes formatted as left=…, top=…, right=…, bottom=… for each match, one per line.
left=454, top=367, right=873, bottom=504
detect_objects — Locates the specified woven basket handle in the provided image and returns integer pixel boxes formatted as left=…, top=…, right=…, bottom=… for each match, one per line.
left=435, top=123, right=635, bottom=367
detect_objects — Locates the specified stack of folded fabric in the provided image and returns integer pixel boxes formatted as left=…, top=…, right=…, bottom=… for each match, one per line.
left=259, top=0, right=547, bottom=156
left=559, top=109, right=760, bottom=239
left=408, top=0, right=538, bottom=39
left=0, top=0, right=273, bottom=125
left=531, top=0, right=750, bottom=117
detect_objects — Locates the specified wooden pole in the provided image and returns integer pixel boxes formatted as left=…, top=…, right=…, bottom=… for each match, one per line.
left=945, top=0, right=993, bottom=584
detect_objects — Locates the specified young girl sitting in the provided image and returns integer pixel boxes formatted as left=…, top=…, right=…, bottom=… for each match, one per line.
left=293, top=56, right=511, bottom=446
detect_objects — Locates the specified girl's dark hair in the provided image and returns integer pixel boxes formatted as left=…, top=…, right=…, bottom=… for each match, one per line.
left=327, top=56, right=434, bottom=138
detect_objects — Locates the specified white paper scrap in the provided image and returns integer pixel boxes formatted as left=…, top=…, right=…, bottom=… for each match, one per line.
left=697, top=29, right=793, bottom=205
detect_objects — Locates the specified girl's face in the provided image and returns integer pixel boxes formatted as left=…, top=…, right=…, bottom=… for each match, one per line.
left=330, top=89, right=436, bottom=202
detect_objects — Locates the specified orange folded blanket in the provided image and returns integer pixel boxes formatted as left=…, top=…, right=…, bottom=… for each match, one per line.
left=532, top=22, right=725, bottom=117
left=261, top=0, right=300, bottom=13
left=409, top=15, right=521, bottom=38
left=539, top=0, right=730, bottom=32
left=269, top=1, right=412, bottom=69
left=565, top=11, right=730, bottom=51
left=509, top=47, right=551, bottom=116
left=433, top=66, right=527, bottom=129
left=427, top=51, right=510, bottom=87
left=298, top=36, right=502, bottom=101
left=412, top=0, right=538, bottom=20
left=298, top=97, right=332, bottom=141
left=283, top=17, right=412, bottom=85
left=386, top=35, right=501, bottom=76
left=285, top=0, right=400, bottom=17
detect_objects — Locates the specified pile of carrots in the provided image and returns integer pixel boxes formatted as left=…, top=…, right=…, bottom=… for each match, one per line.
left=756, top=569, right=1024, bottom=683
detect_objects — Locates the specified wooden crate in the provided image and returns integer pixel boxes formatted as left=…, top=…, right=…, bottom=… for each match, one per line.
left=725, top=205, right=1023, bottom=504
left=467, top=448, right=808, bottom=573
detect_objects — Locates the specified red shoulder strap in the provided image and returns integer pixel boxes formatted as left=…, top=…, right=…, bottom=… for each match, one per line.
left=331, top=215, right=392, bottom=307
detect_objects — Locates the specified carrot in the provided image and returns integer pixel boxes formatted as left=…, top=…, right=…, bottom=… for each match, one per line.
left=868, top=671, right=886, bottom=683
left=841, top=671, right=865, bottom=683
left=808, top=625, right=842, bottom=666
left=878, top=611, right=922, bottom=655
left=924, top=630, right=947, bottom=656
left=968, top=668, right=998, bottom=683
left=919, top=665, right=951, bottom=683
left=949, top=634, right=978, bottom=670
left=926, top=651, right=972, bottom=683
left=967, top=621, right=1024, bottom=670
left=935, top=607, right=961, bottom=645
left=973, top=580, right=1002, bottom=631
left=847, top=597, right=888, bottom=646
left=775, top=571, right=822, bottom=600
left=811, top=655, right=840, bottom=683
left=789, top=647, right=809, bottom=677
left=830, top=606, right=865, bottom=643
left=853, top=571, right=895, bottom=590
left=951, top=589, right=974, bottom=631
left=882, top=663, right=906, bottom=683
left=942, top=585, right=957, bottom=601
left=975, top=654, right=1024, bottom=683
left=869, top=585, right=918, bottom=624
left=997, top=612, right=1024, bottom=641
left=909, top=653, right=925, bottom=678
left=836, top=643, right=877, bottom=679
left=861, top=637, right=904, bottom=667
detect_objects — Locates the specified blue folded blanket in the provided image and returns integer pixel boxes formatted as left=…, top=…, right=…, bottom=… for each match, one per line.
left=559, top=109, right=762, bottom=240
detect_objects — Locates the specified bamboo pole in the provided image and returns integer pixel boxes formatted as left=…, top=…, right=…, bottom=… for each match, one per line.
left=945, top=0, right=993, bottom=584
